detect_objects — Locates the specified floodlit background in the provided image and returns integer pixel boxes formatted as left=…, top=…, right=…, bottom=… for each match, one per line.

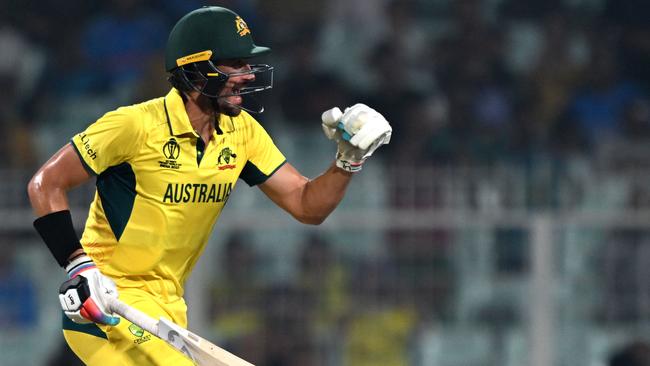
left=1, top=0, right=650, bottom=365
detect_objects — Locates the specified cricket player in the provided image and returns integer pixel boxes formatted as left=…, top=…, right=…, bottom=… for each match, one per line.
left=27, top=6, right=391, bottom=365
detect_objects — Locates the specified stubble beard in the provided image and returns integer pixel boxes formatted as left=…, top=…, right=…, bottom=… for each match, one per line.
left=201, top=94, right=242, bottom=117
left=217, top=98, right=242, bottom=117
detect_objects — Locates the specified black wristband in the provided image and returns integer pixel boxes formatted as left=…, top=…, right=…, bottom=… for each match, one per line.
left=33, top=210, right=83, bottom=267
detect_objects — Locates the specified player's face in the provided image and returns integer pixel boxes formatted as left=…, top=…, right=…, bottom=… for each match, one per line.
left=215, top=60, right=256, bottom=116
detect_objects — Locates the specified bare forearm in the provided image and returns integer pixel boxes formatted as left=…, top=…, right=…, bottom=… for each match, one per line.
left=300, top=163, right=353, bottom=224
left=259, top=162, right=354, bottom=225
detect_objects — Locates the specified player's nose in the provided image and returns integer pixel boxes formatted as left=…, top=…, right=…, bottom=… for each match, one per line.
left=239, top=68, right=256, bottom=82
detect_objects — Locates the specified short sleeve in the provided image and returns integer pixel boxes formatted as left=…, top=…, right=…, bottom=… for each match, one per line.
left=70, top=107, right=144, bottom=175
left=239, top=116, right=286, bottom=186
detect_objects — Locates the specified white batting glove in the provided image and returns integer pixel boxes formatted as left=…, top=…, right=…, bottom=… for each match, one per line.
left=59, top=255, right=120, bottom=326
left=321, top=104, right=392, bottom=172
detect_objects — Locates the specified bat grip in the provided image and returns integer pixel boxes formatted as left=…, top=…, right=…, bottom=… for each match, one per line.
left=106, top=297, right=159, bottom=335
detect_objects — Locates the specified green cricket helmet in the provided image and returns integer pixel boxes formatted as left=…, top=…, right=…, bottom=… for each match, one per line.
left=166, top=6, right=273, bottom=113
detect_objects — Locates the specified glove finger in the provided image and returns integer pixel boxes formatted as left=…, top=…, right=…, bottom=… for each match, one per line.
left=358, top=126, right=390, bottom=150
left=321, top=107, right=343, bottom=127
left=367, top=134, right=391, bottom=156
left=349, top=121, right=385, bottom=149
left=338, top=108, right=356, bottom=127
left=356, top=132, right=380, bottom=151
left=354, top=113, right=391, bottom=147
left=348, top=121, right=376, bottom=146
left=321, top=124, right=338, bottom=140
left=81, top=298, right=120, bottom=326
left=340, top=105, right=370, bottom=129
left=342, top=112, right=368, bottom=137
left=346, top=103, right=371, bottom=113
left=348, top=127, right=366, bottom=147
left=65, top=310, right=92, bottom=324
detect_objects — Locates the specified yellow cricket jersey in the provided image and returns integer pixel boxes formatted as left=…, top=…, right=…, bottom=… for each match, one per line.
left=70, top=88, right=286, bottom=301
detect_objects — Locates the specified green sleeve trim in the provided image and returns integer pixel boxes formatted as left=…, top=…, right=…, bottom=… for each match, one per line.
left=239, top=160, right=286, bottom=187
left=62, top=312, right=108, bottom=339
left=69, top=140, right=98, bottom=176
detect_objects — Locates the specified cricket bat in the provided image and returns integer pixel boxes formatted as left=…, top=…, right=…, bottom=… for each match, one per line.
left=107, top=297, right=254, bottom=366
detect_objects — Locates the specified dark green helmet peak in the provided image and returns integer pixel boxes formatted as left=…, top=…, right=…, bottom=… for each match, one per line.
left=165, top=6, right=270, bottom=71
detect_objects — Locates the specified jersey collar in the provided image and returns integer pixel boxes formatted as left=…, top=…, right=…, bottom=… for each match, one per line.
left=164, top=88, right=236, bottom=136
left=164, top=88, right=195, bottom=136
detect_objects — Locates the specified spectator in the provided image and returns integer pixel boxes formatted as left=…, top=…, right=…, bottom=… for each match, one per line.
left=517, top=11, right=587, bottom=152
left=297, top=233, right=349, bottom=338
left=0, top=12, right=43, bottom=168
left=262, top=284, right=317, bottom=366
left=342, top=259, right=417, bottom=366
left=560, top=33, right=646, bottom=150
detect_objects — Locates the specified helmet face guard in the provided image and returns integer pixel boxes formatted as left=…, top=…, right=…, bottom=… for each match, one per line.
left=166, top=7, right=273, bottom=113
left=171, top=60, right=273, bottom=113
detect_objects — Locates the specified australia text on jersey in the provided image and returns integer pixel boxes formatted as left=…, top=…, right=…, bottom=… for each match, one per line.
left=162, top=182, right=233, bottom=203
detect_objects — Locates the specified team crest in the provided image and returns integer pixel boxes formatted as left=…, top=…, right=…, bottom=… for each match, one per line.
left=159, top=138, right=182, bottom=169
left=235, top=16, right=251, bottom=37
left=217, top=147, right=237, bottom=170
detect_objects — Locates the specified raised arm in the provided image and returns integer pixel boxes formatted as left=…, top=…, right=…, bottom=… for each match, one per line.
left=259, top=103, right=392, bottom=225
left=259, top=162, right=353, bottom=225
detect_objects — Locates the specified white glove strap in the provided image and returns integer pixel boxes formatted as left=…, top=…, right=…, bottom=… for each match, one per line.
left=65, top=254, right=95, bottom=277
left=336, top=157, right=364, bottom=173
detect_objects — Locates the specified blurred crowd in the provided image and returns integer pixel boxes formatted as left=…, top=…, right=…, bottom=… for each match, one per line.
left=2, top=0, right=650, bottom=170
left=204, top=230, right=456, bottom=366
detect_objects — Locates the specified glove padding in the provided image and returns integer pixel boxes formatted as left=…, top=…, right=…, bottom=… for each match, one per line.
left=59, top=255, right=120, bottom=326
left=321, top=104, right=392, bottom=172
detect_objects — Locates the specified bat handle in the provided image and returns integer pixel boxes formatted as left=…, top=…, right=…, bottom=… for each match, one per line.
left=107, top=297, right=159, bottom=336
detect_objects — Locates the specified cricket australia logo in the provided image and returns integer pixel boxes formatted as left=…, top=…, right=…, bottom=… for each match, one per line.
left=129, top=323, right=144, bottom=337
left=235, top=16, right=251, bottom=37
left=159, top=138, right=182, bottom=169
left=129, top=323, right=151, bottom=344
left=217, top=147, right=237, bottom=170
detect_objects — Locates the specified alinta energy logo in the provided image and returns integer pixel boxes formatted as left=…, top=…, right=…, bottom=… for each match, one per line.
left=159, top=138, right=182, bottom=169
left=217, top=147, right=237, bottom=170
